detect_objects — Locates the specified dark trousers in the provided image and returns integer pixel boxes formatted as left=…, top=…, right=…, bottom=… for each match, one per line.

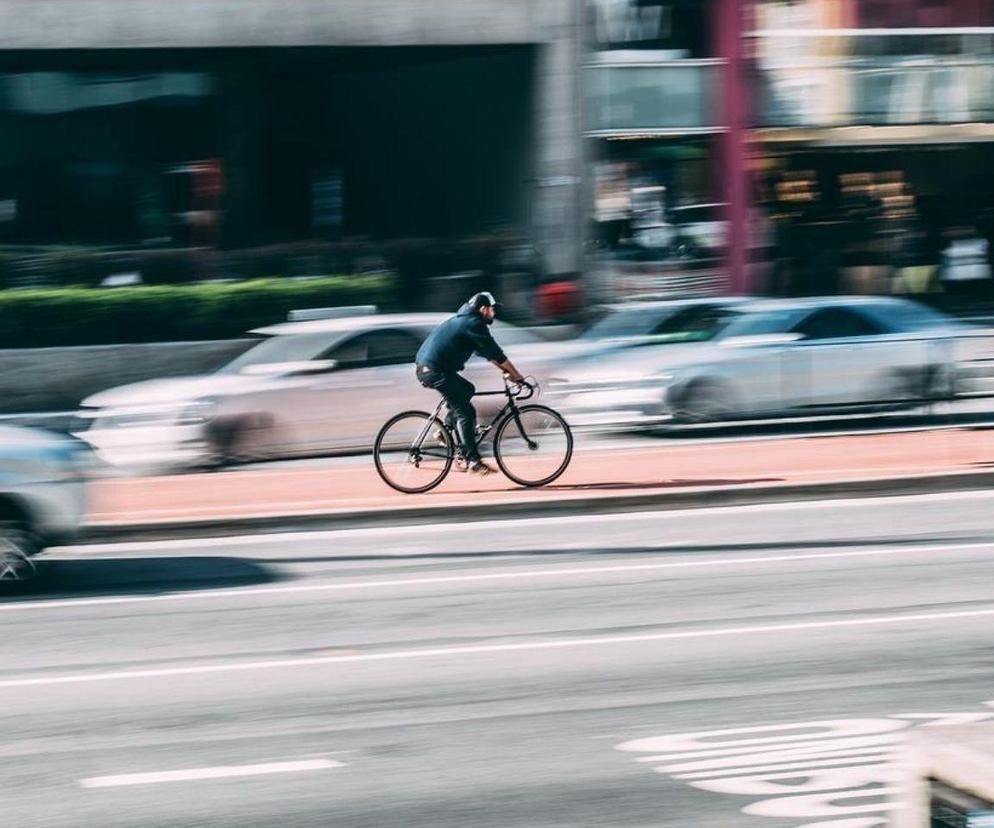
left=416, top=366, right=479, bottom=461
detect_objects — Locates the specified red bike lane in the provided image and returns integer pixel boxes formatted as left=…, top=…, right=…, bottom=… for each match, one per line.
left=86, top=428, right=992, bottom=527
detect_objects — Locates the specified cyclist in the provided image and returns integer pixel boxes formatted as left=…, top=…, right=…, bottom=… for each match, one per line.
left=415, top=292, right=526, bottom=476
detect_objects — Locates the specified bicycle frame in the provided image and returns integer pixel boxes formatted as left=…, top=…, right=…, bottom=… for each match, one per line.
left=413, top=379, right=538, bottom=458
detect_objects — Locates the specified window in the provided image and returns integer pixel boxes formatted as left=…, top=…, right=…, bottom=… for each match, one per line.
left=793, top=308, right=883, bottom=341
left=328, top=330, right=421, bottom=369
left=219, top=332, right=343, bottom=375
left=491, top=322, right=542, bottom=347
left=646, top=304, right=741, bottom=343
left=717, top=308, right=801, bottom=339
left=868, top=300, right=955, bottom=332
left=581, top=305, right=673, bottom=340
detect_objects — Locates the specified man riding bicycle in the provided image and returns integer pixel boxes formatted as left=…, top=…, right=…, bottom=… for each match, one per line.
left=415, top=292, right=526, bottom=476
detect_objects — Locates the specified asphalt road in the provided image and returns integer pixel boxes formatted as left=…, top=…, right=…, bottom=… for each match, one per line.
left=9, top=491, right=994, bottom=827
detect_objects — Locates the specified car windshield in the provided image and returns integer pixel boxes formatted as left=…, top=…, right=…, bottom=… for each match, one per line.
left=717, top=309, right=802, bottom=339
left=580, top=306, right=671, bottom=340
left=637, top=304, right=743, bottom=344
left=218, top=332, right=342, bottom=375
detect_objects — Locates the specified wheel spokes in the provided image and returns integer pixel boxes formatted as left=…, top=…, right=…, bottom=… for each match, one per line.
left=376, top=413, right=453, bottom=493
left=497, top=407, right=571, bottom=485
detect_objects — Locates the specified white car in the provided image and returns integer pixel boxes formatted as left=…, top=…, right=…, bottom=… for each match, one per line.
left=75, top=313, right=553, bottom=470
left=0, top=426, right=89, bottom=583
left=554, top=297, right=966, bottom=429
left=671, top=203, right=728, bottom=258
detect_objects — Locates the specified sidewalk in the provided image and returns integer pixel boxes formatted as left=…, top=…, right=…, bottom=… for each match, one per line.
left=85, top=427, right=994, bottom=532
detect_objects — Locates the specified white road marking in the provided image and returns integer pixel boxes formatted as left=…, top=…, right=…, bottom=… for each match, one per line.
left=67, top=510, right=682, bottom=553
left=615, top=708, right=994, bottom=828
left=80, top=759, right=343, bottom=788
left=6, top=603, right=994, bottom=690
left=12, top=541, right=993, bottom=614
left=68, top=488, right=994, bottom=555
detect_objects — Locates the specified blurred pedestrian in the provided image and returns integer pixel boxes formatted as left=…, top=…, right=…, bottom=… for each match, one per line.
left=940, top=226, right=991, bottom=310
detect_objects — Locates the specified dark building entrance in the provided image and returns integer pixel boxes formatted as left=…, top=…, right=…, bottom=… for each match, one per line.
left=0, top=46, right=536, bottom=253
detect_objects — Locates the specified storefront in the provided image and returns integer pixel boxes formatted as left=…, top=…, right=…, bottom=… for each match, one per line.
left=585, top=0, right=731, bottom=299
left=0, top=47, right=535, bottom=253
left=756, top=138, right=994, bottom=301
left=747, top=0, right=994, bottom=304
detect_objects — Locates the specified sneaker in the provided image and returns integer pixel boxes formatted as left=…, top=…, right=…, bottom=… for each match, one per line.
left=468, top=460, right=495, bottom=477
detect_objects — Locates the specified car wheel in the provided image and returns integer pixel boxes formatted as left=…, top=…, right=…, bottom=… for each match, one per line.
left=922, top=364, right=959, bottom=403
left=206, top=414, right=278, bottom=467
left=868, top=371, right=918, bottom=413
left=0, top=521, right=39, bottom=588
left=672, top=380, right=736, bottom=425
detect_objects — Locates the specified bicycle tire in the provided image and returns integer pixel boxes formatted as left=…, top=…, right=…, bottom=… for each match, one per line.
left=494, top=404, right=573, bottom=488
left=374, top=411, right=454, bottom=494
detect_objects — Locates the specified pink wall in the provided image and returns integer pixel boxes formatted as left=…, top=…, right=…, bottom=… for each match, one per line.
left=858, top=0, right=994, bottom=26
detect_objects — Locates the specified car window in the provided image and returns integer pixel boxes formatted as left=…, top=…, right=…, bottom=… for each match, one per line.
left=326, top=330, right=421, bottom=369
left=867, top=300, right=956, bottom=331
left=646, top=304, right=739, bottom=343
left=793, top=308, right=883, bottom=340
left=673, top=206, right=716, bottom=224
left=580, top=306, right=672, bottom=340
left=718, top=309, right=804, bottom=339
left=219, top=332, right=344, bottom=374
left=491, top=322, right=542, bottom=346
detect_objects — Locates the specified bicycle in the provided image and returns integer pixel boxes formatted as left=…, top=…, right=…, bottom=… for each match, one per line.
left=374, top=377, right=573, bottom=493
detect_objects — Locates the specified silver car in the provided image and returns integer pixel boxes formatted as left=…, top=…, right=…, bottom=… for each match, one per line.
left=554, top=297, right=966, bottom=429
left=0, top=426, right=89, bottom=583
left=572, top=297, right=748, bottom=355
left=75, top=313, right=548, bottom=470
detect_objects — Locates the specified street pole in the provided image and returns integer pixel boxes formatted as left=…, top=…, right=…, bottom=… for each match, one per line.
left=716, top=0, right=752, bottom=294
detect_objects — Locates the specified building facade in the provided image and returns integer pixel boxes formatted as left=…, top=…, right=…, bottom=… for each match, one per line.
left=0, top=0, right=585, bottom=296
left=585, top=0, right=732, bottom=300
left=587, top=0, right=994, bottom=305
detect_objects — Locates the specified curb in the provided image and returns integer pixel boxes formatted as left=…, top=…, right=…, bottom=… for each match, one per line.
left=78, top=469, right=994, bottom=544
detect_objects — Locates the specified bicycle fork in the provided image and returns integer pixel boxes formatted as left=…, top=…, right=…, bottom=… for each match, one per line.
left=508, top=404, right=539, bottom=451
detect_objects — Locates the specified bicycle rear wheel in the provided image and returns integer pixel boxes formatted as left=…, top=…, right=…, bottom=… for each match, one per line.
left=374, top=411, right=454, bottom=494
left=494, top=404, right=573, bottom=487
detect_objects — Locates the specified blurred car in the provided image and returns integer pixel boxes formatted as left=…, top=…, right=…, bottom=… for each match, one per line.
left=75, top=313, right=553, bottom=470
left=553, top=297, right=966, bottom=429
left=671, top=203, right=727, bottom=259
left=0, top=426, right=88, bottom=583
left=574, top=297, right=748, bottom=355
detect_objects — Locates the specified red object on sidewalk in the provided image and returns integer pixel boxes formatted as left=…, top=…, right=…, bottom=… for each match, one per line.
left=88, top=429, right=989, bottom=527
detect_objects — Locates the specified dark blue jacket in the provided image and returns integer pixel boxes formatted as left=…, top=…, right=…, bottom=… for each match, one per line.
left=416, top=304, right=507, bottom=374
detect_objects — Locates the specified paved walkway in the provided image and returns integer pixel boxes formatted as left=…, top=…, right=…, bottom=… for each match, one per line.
left=86, top=427, right=994, bottom=526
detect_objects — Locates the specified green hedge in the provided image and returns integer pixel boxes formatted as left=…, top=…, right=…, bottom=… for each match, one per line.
left=0, top=275, right=397, bottom=348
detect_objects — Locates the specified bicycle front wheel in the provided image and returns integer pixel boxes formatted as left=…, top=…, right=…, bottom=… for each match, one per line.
left=494, top=404, right=573, bottom=487
left=374, top=411, right=454, bottom=494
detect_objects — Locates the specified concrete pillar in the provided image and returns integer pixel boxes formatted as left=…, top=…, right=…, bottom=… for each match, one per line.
left=220, top=60, right=264, bottom=249
left=532, top=0, right=585, bottom=281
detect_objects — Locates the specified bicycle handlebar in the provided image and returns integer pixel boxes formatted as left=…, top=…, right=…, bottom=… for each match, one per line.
left=503, top=375, right=537, bottom=401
